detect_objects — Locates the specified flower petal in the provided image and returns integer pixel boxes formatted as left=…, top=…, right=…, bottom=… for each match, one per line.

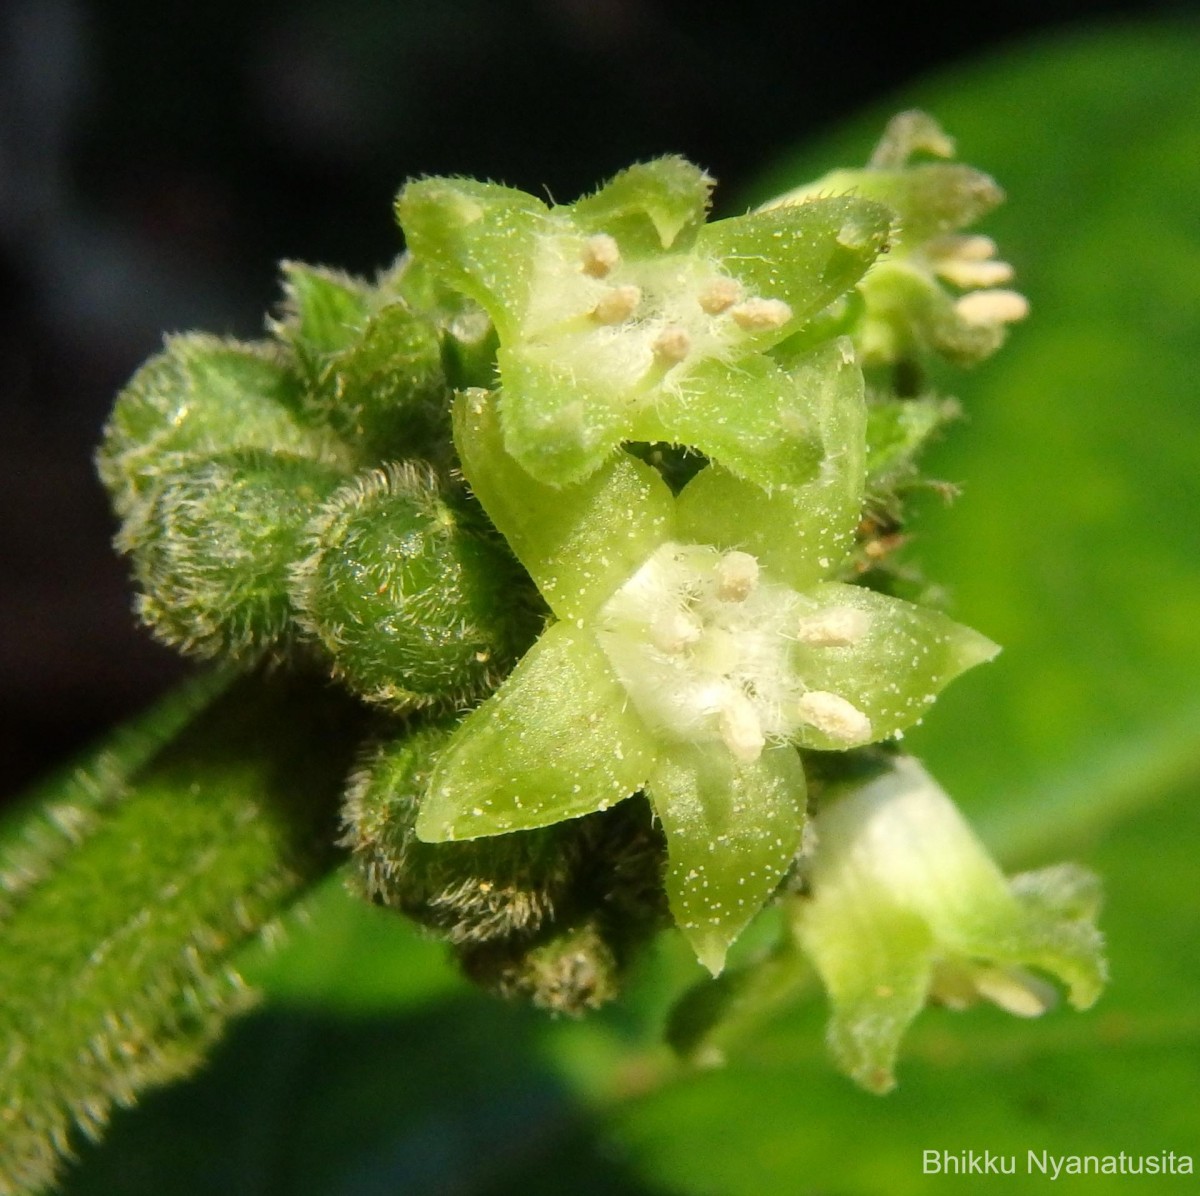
left=629, top=355, right=824, bottom=492
left=569, top=156, right=714, bottom=254
left=788, top=582, right=999, bottom=749
left=417, top=621, right=656, bottom=842
left=798, top=893, right=933, bottom=1095
left=791, top=757, right=1107, bottom=1092
left=453, top=389, right=674, bottom=620
left=649, top=742, right=806, bottom=976
left=496, top=342, right=632, bottom=485
left=696, top=197, right=892, bottom=341
left=776, top=164, right=1003, bottom=250
left=395, top=178, right=549, bottom=337
left=675, top=339, right=866, bottom=588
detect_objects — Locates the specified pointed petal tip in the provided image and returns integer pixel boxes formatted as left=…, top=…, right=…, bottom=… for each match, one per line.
left=695, top=937, right=729, bottom=978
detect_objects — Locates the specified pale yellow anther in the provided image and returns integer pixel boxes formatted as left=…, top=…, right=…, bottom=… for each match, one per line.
left=797, top=691, right=872, bottom=743
left=719, top=691, right=765, bottom=763
left=969, top=966, right=1057, bottom=1018
left=652, top=325, right=691, bottom=364
left=730, top=297, right=793, bottom=332
left=591, top=284, right=641, bottom=324
left=795, top=606, right=871, bottom=647
left=954, top=289, right=1029, bottom=327
left=936, top=259, right=1015, bottom=289
left=697, top=276, right=742, bottom=314
left=580, top=233, right=620, bottom=278
left=926, top=233, right=998, bottom=262
left=715, top=551, right=759, bottom=602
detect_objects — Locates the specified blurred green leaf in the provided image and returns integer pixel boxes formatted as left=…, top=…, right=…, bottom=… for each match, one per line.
left=62, top=20, right=1200, bottom=1195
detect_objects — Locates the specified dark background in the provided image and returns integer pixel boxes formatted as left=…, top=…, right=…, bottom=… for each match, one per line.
left=0, top=0, right=1185, bottom=798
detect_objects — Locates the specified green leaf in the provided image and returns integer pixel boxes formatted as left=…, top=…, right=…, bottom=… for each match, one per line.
left=649, top=742, right=806, bottom=976
left=416, top=621, right=657, bottom=841
left=802, top=163, right=1004, bottom=248
left=495, top=342, right=632, bottom=484
left=0, top=674, right=363, bottom=1195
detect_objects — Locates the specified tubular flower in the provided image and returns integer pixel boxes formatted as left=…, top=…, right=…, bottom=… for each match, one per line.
left=415, top=346, right=998, bottom=975
left=791, top=756, right=1107, bottom=1093
left=396, top=157, right=893, bottom=487
left=764, top=110, right=1028, bottom=366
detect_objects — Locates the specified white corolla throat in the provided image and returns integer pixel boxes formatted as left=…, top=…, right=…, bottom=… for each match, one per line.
left=595, top=542, right=872, bottom=761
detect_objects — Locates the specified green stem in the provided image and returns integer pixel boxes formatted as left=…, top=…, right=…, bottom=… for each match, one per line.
left=0, top=671, right=364, bottom=1196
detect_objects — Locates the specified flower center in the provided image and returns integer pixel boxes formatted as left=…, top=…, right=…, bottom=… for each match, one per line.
left=518, top=227, right=791, bottom=400
left=594, top=542, right=872, bottom=762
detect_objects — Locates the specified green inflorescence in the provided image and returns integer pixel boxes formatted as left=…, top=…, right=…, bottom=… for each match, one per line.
left=1, top=110, right=1107, bottom=1192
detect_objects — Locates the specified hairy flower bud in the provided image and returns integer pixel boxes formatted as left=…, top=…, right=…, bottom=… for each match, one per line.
left=292, top=463, right=541, bottom=710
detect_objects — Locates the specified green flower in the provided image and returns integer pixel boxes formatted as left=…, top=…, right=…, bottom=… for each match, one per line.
left=791, top=756, right=1107, bottom=1093
left=415, top=343, right=997, bottom=974
left=396, top=158, right=893, bottom=487
left=765, top=111, right=1028, bottom=366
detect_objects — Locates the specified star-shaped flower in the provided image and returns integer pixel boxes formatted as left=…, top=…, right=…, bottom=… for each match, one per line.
left=764, top=111, right=1028, bottom=366
left=791, top=756, right=1107, bottom=1092
left=415, top=342, right=998, bottom=974
left=396, top=158, right=893, bottom=487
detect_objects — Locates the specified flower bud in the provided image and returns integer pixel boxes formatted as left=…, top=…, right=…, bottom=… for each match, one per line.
left=97, top=335, right=348, bottom=520
left=343, top=720, right=579, bottom=943
left=271, top=262, right=374, bottom=378
left=292, top=463, right=541, bottom=710
left=306, top=302, right=451, bottom=463
left=122, top=450, right=344, bottom=663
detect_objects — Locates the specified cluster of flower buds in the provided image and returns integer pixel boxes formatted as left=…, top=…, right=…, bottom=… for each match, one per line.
left=98, top=112, right=1104, bottom=1087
